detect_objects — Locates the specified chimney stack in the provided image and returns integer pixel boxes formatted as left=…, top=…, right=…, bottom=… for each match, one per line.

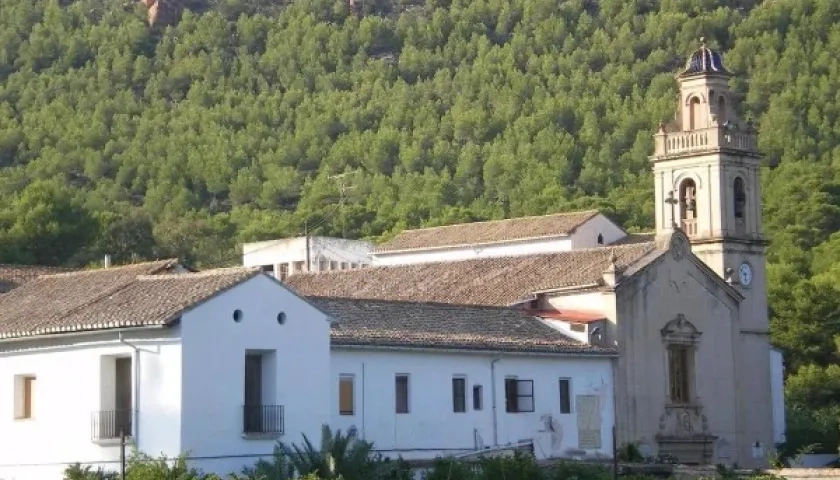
left=104, top=255, right=112, bottom=268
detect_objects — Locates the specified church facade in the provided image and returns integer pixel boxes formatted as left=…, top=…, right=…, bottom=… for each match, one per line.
left=287, top=41, right=779, bottom=468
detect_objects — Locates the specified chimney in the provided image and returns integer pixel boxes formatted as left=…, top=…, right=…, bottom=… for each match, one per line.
left=104, top=255, right=112, bottom=268
left=601, top=250, right=621, bottom=287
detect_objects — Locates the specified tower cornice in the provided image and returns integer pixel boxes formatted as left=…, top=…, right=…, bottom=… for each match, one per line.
left=652, top=125, right=760, bottom=160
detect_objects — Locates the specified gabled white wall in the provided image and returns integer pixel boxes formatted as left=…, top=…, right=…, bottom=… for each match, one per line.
left=330, top=349, right=614, bottom=460
left=545, top=292, right=607, bottom=313
left=570, top=215, right=627, bottom=249
left=0, top=330, right=182, bottom=480
left=179, top=274, right=331, bottom=477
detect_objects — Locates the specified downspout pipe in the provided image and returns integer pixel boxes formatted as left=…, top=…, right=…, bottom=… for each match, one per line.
left=490, top=357, right=501, bottom=447
left=119, top=332, right=140, bottom=448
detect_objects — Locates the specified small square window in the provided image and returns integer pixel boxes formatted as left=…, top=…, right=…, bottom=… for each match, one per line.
left=473, top=385, right=483, bottom=411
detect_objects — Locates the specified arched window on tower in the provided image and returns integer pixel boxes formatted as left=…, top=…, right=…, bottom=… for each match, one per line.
left=717, top=96, right=727, bottom=125
left=679, top=179, right=698, bottom=236
left=688, top=97, right=702, bottom=130
left=734, top=177, right=746, bottom=234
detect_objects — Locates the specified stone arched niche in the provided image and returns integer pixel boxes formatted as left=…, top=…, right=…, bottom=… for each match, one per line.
left=661, top=314, right=702, bottom=347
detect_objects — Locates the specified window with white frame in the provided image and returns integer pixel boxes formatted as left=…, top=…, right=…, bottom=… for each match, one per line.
left=395, top=374, right=409, bottom=414
left=559, top=378, right=572, bottom=414
left=473, top=385, right=483, bottom=411
left=504, top=378, right=534, bottom=413
left=452, top=376, right=466, bottom=413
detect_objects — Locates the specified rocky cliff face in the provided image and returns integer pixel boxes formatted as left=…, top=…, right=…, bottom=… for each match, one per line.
left=138, top=0, right=184, bottom=26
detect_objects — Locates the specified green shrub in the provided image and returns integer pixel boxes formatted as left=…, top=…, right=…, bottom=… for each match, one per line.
left=548, top=460, right=610, bottom=480
left=125, top=452, right=221, bottom=480
left=423, top=457, right=479, bottom=480
left=479, top=452, right=543, bottom=480
left=617, top=443, right=645, bottom=464
left=239, top=424, right=407, bottom=480
left=64, top=464, right=119, bottom=480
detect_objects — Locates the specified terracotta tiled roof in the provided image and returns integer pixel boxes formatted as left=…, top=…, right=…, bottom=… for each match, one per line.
left=0, top=264, right=76, bottom=293
left=375, top=210, right=601, bottom=252
left=288, top=242, right=658, bottom=306
left=310, top=297, right=615, bottom=356
left=0, top=260, right=257, bottom=340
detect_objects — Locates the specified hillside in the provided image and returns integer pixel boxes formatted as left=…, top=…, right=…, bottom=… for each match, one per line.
left=1, top=0, right=840, bottom=456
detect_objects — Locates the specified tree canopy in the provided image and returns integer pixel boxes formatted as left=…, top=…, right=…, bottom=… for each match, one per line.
left=1, top=0, right=839, bottom=456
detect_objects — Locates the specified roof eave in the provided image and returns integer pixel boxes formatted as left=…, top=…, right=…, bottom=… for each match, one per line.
left=330, top=342, right=618, bottom=358
left=373, top=233, right=572, bottom=255
left=0, top=324, right=172, bottom=344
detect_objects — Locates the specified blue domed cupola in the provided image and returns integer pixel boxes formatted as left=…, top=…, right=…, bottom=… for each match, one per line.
left=679, top=38, right=730, bottom=78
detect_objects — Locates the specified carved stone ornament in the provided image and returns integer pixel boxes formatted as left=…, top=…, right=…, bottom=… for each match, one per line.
left=658, top=405, right=708, bottom=438
left=661, top=314, right=702, bottom=345
left=679, top=411, right=692, bottom=433
left=670, top=230, right=690, bottom=261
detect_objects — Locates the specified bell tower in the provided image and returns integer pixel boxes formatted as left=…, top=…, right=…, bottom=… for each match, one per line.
left=651, top=38, right=766, bottom=296
left=650, top=39, right=773, bottom=466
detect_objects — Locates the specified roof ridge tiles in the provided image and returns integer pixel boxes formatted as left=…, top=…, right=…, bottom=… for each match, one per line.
left=39, top=258, right=180, bottom=278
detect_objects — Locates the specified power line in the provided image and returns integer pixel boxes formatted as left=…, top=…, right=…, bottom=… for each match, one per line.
left=329, top=171, right=359, bottom=238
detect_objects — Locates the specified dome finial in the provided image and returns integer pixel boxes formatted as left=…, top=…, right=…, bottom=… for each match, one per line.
left=700, top=36, right=706, bottom=47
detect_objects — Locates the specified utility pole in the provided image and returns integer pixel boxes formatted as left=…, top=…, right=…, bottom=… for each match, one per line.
left=120, top=428, right=126, bottom=480
left=329, top=172, right=357, bottom=238
left=304, top=220, right=311, bottom=272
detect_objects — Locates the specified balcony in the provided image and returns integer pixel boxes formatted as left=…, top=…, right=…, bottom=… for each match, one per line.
left=681, top=218, right=698, bottom=237
left=243, top=404, right=284, bottom=437
left=92, top=409, right=133, bottom=442
left=654, top=127, right=758, bottom=157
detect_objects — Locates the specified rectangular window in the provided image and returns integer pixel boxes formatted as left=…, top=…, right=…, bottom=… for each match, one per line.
left=395, top=374, right=409, bottom=414
left=473, top=385, right=483, bottom=411
left=559, top=378, right=572, bottom=414
left=330, top=261, right=338, bottom=271
left=319, top=259, right=328, bottom=271
left=452, top=377, right=466, bottom=413
left=293, top=261, right=305, bottom=273
left=668, top=346, right=691, bottom=404
left=14, top=375, right=36, bottom=419
left=339, top=375, right=355, bottom=416
left=504, top=378, right=534, bottom=413
left=278, top=264, right=289, bottom=281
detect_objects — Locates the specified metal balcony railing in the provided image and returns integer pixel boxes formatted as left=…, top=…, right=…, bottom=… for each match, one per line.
left=243, top=404, right=284, bottom=435
left=92, top=409, right=133, bottom=441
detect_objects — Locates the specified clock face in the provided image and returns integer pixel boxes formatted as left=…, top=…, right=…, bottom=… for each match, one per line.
left=739, top=262, right=753, bottom=287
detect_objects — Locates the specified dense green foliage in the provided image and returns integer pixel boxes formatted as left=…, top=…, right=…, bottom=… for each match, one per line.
left=3, top=0, right=840, bottom=456
left=61, top=424, right=782, bottom=480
